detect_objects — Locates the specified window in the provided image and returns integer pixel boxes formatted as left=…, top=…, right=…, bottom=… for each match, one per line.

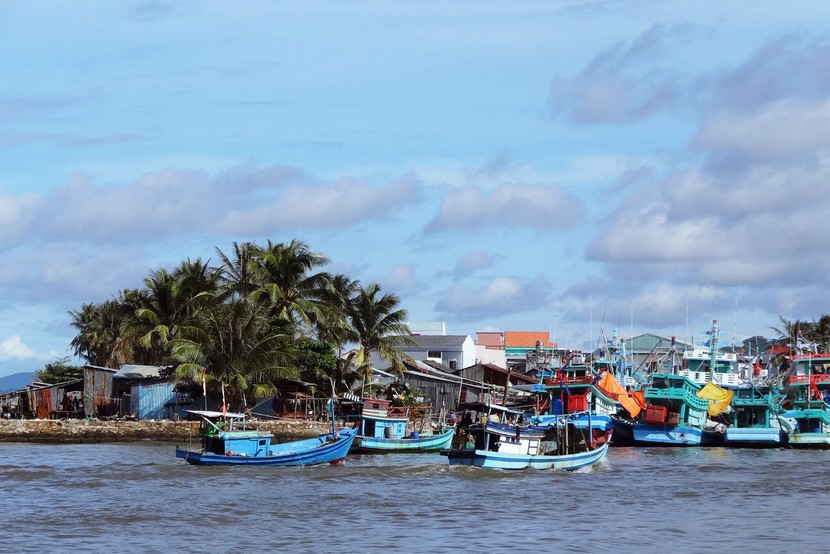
left=427, top=351, right=441, bottom=359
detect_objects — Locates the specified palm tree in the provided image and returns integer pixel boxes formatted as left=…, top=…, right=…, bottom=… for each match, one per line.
left=133, top=262, right=219, bottom=365
left=248, top=239, right=331, bottom=332
left=308, top=274, right=361, bottom=395
left=811, top=314, right=830, bottom=353
left=171, top=298, right=298, bottom=408
left=347, top=283, right=414, bottom=395
left=215, top=241, right=259, bottom=300
left=69, top=298, right=135, bottom=367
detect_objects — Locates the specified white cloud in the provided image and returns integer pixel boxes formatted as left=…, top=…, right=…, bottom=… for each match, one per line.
left=426, top=182, right=585, bottom=233
left=0, top=335, right=38, bottom=361
left=435, top=275, right=551, bottom=319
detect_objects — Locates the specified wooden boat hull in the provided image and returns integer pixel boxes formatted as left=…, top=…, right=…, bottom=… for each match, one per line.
left=442, top=441, right=609, bottom=471
left=355, top=427, right=455, bottom=453
left=632, top=424, right=724, bottom=447
left=175, top=428, right=358, bottom=466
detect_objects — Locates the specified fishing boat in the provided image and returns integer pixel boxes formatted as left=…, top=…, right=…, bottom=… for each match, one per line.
left=629, top=372, right=727, bottom=446
left=352, top=398, right=454, bottom=453
left=782, top=352, right=830, bottom=449
left=527, top=348, right=641, bottom=446
left=441, top=402, right=610, bottom=470
left=175, top=408, right=358, bottom=466
left=722, top=383, right=789, bottom=447
left=528, top=352, right=614, bottom=434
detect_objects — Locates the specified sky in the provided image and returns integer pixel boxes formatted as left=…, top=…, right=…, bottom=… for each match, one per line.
left=2, top=1, right=830, bottom=377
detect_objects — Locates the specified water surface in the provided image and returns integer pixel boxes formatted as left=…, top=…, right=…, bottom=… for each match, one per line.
left=2, top=443, right=826, bottom=553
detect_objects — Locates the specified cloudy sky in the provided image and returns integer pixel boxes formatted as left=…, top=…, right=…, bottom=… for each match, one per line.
left=2, top=1, right=829, bottom=376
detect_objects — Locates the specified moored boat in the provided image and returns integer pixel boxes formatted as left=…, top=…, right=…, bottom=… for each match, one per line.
left=352, top=398, right=454, bottom=453
left=782, top=352, right=830, bottom=449
left=175, top=409, right=357, bottom=466
left=722, top=382, right=789, bottom=448
left=441, top=403, right=610, bottom=470
left=631, top=373, right=726, bottom=446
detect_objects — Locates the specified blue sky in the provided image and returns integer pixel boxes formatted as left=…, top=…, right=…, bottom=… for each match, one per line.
left=2, top=1, right=830, bottom=376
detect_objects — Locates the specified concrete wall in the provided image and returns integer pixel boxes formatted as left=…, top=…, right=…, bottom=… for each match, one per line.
left=0, top=418, right=337, bottom=443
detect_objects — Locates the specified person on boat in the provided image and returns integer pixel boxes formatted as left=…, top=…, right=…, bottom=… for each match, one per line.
left=779, top=355, right=792, bottom=375
left=752, top=357, right=763, bottom=378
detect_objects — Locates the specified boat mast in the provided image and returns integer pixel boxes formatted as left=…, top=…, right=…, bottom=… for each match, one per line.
left=709, top=320, right=719, bottom=382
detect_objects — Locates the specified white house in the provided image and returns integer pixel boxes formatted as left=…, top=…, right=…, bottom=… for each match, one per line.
left=372, top=334, right=476, bottom=372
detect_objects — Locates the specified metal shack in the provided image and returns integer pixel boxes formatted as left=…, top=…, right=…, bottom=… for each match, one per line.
left=83, top=365, right=118, bottom=417
left=112, top=365, right=187, bottom=420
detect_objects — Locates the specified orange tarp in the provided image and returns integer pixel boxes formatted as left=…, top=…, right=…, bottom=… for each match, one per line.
left=597, top=371, right=645, bottom=418
left=597, top=371, right=627, bottom=396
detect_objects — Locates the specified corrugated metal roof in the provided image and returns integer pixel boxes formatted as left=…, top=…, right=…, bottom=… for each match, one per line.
left=113, top=365, right=164, bottom=379
left=403, top=335, right=469, bottom=351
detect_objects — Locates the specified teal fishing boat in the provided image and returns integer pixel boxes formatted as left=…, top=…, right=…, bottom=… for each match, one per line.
left=352, top=398, right=454, bottom=453
left=722, top=383, right=789, bottom=447
left=782, top=352, right=830, bottom=449
left=631, top=373, right=726, bottom=446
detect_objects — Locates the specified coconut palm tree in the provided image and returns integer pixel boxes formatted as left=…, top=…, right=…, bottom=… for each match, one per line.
left=248, top=239, right=331, bottom=333
left=811, top=314, right=830, bottom=353
left=133, top=261, right=220, bottom=365
left=69, top=298, right=135, bottom=367
left=215, top=241, right=259, bottom=300
left=171, top=298, right=298, bottom=408
left=347, top=282, right=414, bottom=395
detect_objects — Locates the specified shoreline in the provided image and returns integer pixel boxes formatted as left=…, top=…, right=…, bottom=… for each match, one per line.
left=0, top=418, right=336, bottom=444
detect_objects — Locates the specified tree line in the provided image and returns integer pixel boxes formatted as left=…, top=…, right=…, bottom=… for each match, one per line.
left=63, top=239, right=415, bottom=407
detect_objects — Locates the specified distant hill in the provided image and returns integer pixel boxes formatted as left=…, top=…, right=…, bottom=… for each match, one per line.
left=0, top=371, right=36, bottom=393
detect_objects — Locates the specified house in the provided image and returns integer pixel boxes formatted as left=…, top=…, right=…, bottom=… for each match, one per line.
left=475, top=330, right=558, bottom=375
left=373, top=334, right=476, bottom=372
left=454, top=362, right=537, bottom=406
left=624, top=334, right=691, bottom=372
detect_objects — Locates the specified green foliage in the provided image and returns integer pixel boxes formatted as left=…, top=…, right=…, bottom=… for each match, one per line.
left=67, top=239, right=416, bottom=404
left=35, top=357, right=83, bottom=384
left=296, top=340, right=337, bottom=379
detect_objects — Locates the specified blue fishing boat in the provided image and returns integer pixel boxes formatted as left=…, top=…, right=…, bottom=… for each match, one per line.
left=175, top=409, right=357, bottom=466
left=353, top=398, right=454, bottom=453
left=441, top=403, right=610, bottom=471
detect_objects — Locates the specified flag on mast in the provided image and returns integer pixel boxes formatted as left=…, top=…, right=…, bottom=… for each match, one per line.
left=221, top=382, right=227, bottom=417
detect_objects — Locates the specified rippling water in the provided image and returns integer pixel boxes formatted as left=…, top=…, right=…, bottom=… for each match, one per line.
left=2, top=442, right=828, bottom=553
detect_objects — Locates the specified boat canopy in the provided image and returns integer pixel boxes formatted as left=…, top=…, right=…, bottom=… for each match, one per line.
left=186, top=409, right=248, bottom=419
left=696, top=382, right=734, bottom=416
left=456, top=401, right=524, bottom=415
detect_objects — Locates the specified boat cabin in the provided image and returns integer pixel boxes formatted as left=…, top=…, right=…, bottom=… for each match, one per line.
left=360, top=398, right=408, bottom=439
left=189, top=410, right=274, bottom=458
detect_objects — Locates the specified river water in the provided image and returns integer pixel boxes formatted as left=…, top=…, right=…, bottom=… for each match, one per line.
left=2, top=442, right=827, bottom=553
